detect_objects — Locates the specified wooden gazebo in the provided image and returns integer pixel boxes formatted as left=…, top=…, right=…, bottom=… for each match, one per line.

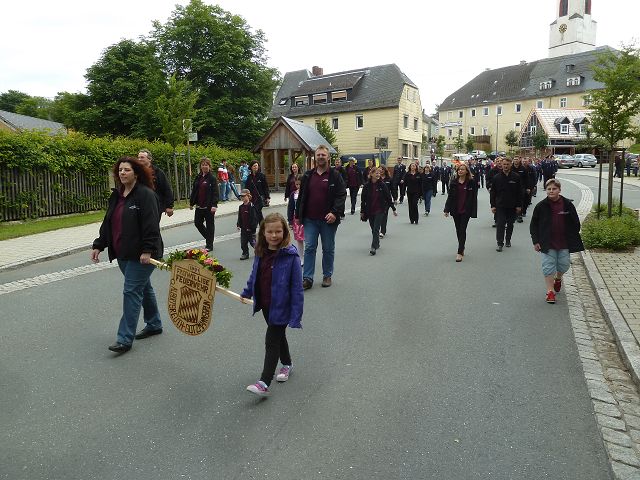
left=253, top=116, right=337, bottom=190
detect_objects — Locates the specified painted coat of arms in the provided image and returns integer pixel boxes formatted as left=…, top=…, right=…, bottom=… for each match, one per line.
left=167, top=259, right=216, bottom=335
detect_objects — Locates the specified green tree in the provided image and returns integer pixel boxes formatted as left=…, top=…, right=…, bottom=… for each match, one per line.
left=575, top=126, right=605, bottom=153
left=84, top=39, right=166, bottom=138
left=316, top=119, right=339, bottom=158
left=50, top=92, right=93, bottom=131
left=504, top=130, right=519, bottom=155
left=465, top=136, right=474, bottom=153
left=589, top=45, right=640, bottom=216
left=532, top=130, right=549, bottom=157
left=152, top=0, right=280, bottom=149
left=15, top=96, right=54, bottom=120
left=453, top=135, right=464, bottom=153
left=0, top=90, right=30, bottom=113
left=435, top=135, right=446, bottom=158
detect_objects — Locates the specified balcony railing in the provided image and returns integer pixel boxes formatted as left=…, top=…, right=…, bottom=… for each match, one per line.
left=471, top=135, right=491, bottom=144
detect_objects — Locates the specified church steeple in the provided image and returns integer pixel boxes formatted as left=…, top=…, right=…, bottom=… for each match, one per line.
left=549, top=0, right=597, bottom=58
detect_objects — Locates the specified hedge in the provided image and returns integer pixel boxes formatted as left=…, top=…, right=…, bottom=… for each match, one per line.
left=582, top=203, right=640, bottom=251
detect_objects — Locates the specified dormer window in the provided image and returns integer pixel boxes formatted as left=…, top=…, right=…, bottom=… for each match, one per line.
left=539, top=80, right=554, bottom=90
left=566, top=64, right=575, bottom=73
left=567, top=76, right=581, bottom=86
left=313, top=93, right=327, bottom=105
left=560, top=124, right=569, bottom=134
left=294, top=96, right=309, bottom=106
left=332, top=90, right=347, bottom=102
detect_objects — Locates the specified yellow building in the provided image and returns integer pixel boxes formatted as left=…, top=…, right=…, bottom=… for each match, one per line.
left=269, top=64, right=423, bottom=166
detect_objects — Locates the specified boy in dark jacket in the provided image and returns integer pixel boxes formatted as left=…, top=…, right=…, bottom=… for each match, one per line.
left=530, top=179, right=584, bottom=304
left=237, top=189, right=259, bottom=260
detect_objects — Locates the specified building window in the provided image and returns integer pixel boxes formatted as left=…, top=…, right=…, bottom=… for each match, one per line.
left=313, top=93, right=327, bottom=104
left=537, top=100, right=544, bottom=109
left=482, top=127, right=489, bottom=135
left=497, top=105, right=503, bottom=116
left=560, top=124, right=569, bottom=134
left=355, top=114, right=363, bottom=130
left=539, top=81, right=553, bottom=90
left=413, top=118, right=418, bottom=131
left=294, top=96, right=309, bottom=106
left=530, top=125, right=537, bottom=134
left=560, top=97, right=567, bottom=108
left=470, top=126, right=475, bottom=135
left=471, top=108, right=476, bottom=117
left=458, top=128, right=463, bottom=136
left=515, top=122, right=521, bottom=130
left=402, top=143, right=409, bottom=158
left=515, top=103, right=522, bottom=113
left=459, top=110, right=463, bottom=119
left=413, top=145, right=418, bottom=158
left=278, top=98, right=288, bottom=106
left=448, top=129, right=453, bottom=137
left=585, top=0, right=591, bottom=15
left=332, top=90, right=347, bottom=102
left=567, top=76, right=581, bottom=86
left=332, top=118, right=339, bottom=130
left=577, top=123, right=585, bottom=134
left=315, top=120, right=321, bottom=130
left=483, top=107, right=489, bottom=116
left=583, top=95, right=592, bottom=106
left=403, top=115, right=409, bottom=129
left=448, top=111, right=453, bottom=120
left=559, top=0, right=568, bottom=17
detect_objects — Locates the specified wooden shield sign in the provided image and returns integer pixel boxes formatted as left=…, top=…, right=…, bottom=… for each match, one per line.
left=167, top=259, right=216, bottom=335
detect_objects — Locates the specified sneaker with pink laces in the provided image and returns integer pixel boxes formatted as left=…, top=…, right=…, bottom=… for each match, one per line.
left=276, top=365, right=292, bottom=382
left=246, top=381, right=270, bottom=397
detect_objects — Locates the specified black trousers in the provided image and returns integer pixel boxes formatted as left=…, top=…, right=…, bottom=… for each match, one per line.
left=368, top=212, right=384, bottom=249
left=381, top=208, right=389, bottom=235
left=452, top=213, right=471, bottom=255
left=348, top=186, right=359, bottom=213
left=441, top=179, right=449, bottom=194
left=399, top=183, right=406, bottom=202
left=495, top=207, right=516, bottom=246
left=194, top=208, right=215, bottom=249
left=522, top=191, right=532, bottom=216
left=478, top=174, right=485, bottom=188
left=240, top=230, right=255, bottom=255
left=260, top=310, right=291, bottom=386
left=407, top=192, right=419, bottom=224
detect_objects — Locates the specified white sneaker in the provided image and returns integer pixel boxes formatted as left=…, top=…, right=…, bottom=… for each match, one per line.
left=276, top=365, right=292, bottom=382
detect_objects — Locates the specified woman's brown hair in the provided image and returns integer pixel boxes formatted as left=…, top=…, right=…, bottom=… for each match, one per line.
left=112, top=157, right=155, bottom=190
left=254, top=212, right=291, bottom=257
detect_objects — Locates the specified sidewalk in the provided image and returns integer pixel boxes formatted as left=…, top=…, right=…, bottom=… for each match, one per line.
left=0, top=196, right=288, bottom=271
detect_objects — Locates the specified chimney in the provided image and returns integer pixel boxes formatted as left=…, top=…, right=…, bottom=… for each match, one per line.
left=312, top=66, right=323, bottom=76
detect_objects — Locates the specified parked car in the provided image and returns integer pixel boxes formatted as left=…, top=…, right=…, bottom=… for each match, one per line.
left=626, top=153, right=638, bottom=169
left=488, top=151, right=506, bottom=160
left=555, top=154, right=575, bottom=168
left=573, top=153, right=597, bottom=168
left=452, top=153, right=473, bottom=163
left=471, top=150, right=487, bottom=159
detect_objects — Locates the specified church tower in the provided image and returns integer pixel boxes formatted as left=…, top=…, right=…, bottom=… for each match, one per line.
left=549, top=0, right=597, bottom=58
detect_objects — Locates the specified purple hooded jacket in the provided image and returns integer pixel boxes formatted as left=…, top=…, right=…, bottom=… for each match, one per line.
left=241, top=244, right=303, bottom=328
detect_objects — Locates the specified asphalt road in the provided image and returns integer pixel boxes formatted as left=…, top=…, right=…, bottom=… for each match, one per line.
left=0, top=181, right=613, bottom=480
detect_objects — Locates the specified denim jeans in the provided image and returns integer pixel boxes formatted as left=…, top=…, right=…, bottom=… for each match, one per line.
left=219, top=181, right=230, bottom=201
left=229, top=181, right=241, bottom=199
left=302, top=218, right=338, bottom=282
left=116, top=259, right=162, bottom=346
left=423, top=189, right=433, bottom=212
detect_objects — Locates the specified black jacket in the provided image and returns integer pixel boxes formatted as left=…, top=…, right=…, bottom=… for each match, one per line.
left=403, top=172, right=422, bottom=194
left=444, top=178, right=478, bottom=218
left=237, top=202, right=260, bottom=232
left=284, top=173, right=297, bottom=200
left=421, top=172, right=437, bottom=191
left=189, top=172, right=219, bottom=209
left=345, top=165, right=363, bottom=188
left=486, top=167, right=501, bottom=191
left=92, top=183, right=163, bottom=262
left=296, top=167, right=347, bottom=225
left=245, top=172, right=270, bottom=208
left=490, top=170, right=523, bottom=209
left=392, top=163, right=406, bottom=185
left=530, top=196, right=584, bottom=253
left=152, top=164, right=174, bottom=211
left=360, top=180, right=396, bottom=217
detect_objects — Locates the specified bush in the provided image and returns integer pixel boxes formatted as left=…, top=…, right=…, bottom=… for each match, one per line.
left=582, top=214, right=640, bottom=250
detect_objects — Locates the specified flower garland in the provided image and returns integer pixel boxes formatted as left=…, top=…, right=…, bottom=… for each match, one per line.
left=164, top=248, right=232, bottom=288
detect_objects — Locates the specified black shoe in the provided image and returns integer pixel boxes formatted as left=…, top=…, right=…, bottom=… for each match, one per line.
left=506, top=241, right=511, bottom=248
left=108, top=342, right=132, bottom=353
left=240, top=253, right=249, bottom=260
left=496, top=245, right=503, bottom=252
left=351, top=211, right=355, bottom=215
left=303, top=278, right=313, bottom=290
left=370, top=248, right=376, bottom=255
left=492, top=224, right=496, bottom=228
left=205, top=245, right=213, bottom=251
left=516, top=216, right=523, bottom=223
left=135, top=328, right=163, bottom=340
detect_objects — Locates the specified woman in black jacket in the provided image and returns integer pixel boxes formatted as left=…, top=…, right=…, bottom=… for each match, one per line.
left=245, top=160, right=270, bottom=222
left=421, top=165, right=437, bottom=216
left=444, top=163, right=478, bottom=262
left=403, top=162, right=422, bottom=224
left=91, top=157, right=164, bottom=354
left=360, top=167, right=397, bottom=255
left=189, top=157, right=219, bottom=250
left=530, top=178, right=584, bottom=304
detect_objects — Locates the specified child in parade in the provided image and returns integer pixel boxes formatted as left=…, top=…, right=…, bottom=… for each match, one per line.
left=241, top=213, right=304, bottom=397
left=236, top=189, right=259, bottom=260
left=287, top=175, right=305, bottom=261
left=360, top=167, right=397, bottom=255
left=530, top=179, right=584, bottom=304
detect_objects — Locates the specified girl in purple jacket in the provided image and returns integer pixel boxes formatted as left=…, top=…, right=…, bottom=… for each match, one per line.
left=241, top=213, right=304, bottom=397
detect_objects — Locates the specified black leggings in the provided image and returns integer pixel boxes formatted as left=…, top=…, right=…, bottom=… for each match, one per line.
left=452, top=214, right=471, bottom=255
left=194, top=208, right=215, bottom=249
left=260, top=310, right=291, bottom=386
left=349, top=187, right=359, bottom=213
left=407, top=192, right=420, bottom=223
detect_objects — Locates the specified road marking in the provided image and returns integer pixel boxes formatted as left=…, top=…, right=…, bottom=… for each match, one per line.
left=0, top=233, right=240, bottom=296
left=558, top=177, right=594, bottom=220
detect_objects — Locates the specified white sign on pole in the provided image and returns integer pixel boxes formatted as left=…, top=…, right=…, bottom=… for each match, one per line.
left=188, top=132, right=198, bottom=142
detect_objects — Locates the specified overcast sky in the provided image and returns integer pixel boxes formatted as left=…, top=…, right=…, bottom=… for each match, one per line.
left=2, top=0, right=638, bottom=114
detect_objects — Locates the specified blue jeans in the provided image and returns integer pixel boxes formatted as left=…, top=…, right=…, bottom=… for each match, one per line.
left=219, top=181, right=230, bottom=201
left=302, top=219, right=338, bottom=282
left=229, top=181, right=241, bottom=199
left=116, top=259, right=162, bottom=345
left=423, top=189, right=433, bottom=212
